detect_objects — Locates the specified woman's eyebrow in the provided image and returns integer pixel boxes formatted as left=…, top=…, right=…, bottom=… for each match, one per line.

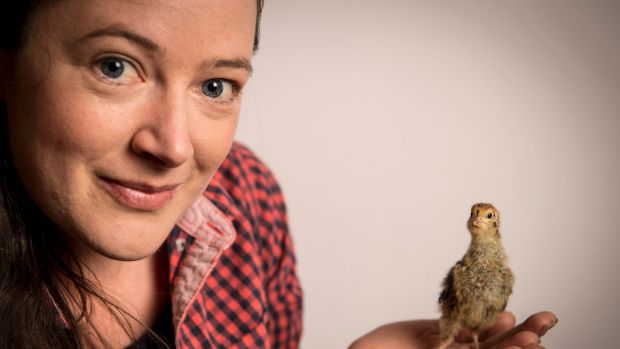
left=213, top=59, right=253, bottom=75
left=76, top=24, right=160, bottom=52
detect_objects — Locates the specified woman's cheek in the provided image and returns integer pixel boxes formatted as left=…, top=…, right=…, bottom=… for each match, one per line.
left=191, top=107, right=241, bottom=171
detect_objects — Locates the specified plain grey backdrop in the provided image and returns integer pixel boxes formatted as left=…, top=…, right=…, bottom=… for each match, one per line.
left=236, top=0, right=620, bottom=348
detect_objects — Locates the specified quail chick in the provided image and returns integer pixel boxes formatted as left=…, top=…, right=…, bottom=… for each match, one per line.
left=438, top=203, right=514, bottom=349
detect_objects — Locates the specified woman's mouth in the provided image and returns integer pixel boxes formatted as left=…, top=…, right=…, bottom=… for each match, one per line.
left=97, top=177, right=180, bottom=211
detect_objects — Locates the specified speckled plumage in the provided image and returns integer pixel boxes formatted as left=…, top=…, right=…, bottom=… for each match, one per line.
left=438, top=203, right=514, bottom=349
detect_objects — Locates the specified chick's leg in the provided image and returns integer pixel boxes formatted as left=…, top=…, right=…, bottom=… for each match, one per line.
left=472, top=332, right=479, bottom=349
left=438, top=317, right=459, bottom=349
left=437, top=339, right=454, bottom=349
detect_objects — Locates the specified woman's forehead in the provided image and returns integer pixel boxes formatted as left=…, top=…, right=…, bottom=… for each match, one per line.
left=26, top=0, right=257, bottom=58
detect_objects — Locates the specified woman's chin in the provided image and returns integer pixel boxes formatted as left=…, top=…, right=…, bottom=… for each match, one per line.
left=66, top=221, right=173, bottom=263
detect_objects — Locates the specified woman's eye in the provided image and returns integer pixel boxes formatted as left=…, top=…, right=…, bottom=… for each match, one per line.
left=100, top=57, right=127, bottom=78
left=95, top=57, right=140, bottom=84
left=201, top=79, right=234, bottom=99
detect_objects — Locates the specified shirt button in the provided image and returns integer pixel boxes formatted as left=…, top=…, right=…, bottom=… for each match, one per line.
left=175, top=238, right=187, bottom=251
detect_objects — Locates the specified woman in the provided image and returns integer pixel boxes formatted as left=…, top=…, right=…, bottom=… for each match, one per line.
left=0, top=0, right=555, bottom=348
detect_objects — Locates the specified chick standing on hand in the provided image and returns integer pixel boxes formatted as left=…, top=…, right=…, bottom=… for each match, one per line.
left=438, top=203, right=514, bottom=349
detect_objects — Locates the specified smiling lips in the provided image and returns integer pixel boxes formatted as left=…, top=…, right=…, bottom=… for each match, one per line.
left=99, top=177, right=180, bottom=211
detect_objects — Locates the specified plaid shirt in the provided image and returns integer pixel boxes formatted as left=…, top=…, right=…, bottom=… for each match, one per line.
left=167, top=143, right=303, bottom=348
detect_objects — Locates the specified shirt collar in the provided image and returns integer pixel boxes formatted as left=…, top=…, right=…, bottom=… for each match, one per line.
left=175, top=192, right=236, bottom=249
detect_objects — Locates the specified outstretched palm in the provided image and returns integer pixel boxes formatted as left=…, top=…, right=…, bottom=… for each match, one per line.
left=349, top=311, right=557, bottom=349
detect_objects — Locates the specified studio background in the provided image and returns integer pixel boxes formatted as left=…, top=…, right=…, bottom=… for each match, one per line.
left=235, top=1, right=620, bottom=348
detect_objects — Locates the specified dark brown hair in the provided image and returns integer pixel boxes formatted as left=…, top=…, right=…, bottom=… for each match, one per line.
left=0, top=1, right=265, bottom=347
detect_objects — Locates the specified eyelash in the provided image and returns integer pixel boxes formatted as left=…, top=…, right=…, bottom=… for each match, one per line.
left=92, top=56, right=242, bottom=104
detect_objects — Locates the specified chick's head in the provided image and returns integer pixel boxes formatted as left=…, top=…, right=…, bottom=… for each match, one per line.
left=467, top=203, right=500, bottom=239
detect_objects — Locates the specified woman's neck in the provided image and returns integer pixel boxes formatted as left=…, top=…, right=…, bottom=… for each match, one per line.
left=77, top=247, right=171, bottom=348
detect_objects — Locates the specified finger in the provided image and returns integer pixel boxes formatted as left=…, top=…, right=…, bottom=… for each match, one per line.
left=484, top=310, right=556, bottom=346
left=480, top=312, right=516, bottom=340
left=539, top=316, right=558, bottom=337
left=511, top=311, right=558, bottom=337
left=481, top=330, right=539, bottom=349
left=524, top=345, right=546, bottom=349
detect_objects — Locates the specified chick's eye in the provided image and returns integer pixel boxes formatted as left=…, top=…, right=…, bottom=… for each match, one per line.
left=487, top=213, right=493, bottom=219
left=202, top=79, right=234, bottom=99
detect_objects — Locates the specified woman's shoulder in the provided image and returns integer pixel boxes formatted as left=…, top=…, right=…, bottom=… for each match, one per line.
left=218, top=142, right=277, bottom=183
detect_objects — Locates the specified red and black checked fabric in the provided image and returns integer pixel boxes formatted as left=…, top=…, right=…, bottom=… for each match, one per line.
left=168, top=143, right=303, bottom=348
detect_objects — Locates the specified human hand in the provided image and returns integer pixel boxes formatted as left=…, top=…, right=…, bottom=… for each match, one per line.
left=348, top=311, right=557, bottom=349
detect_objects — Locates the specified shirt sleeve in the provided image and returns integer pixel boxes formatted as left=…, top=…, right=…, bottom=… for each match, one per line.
left=211, top=142, right=303, bottom=348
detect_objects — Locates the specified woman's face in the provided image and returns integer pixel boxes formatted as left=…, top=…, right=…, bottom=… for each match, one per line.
left=2, top=0, right=256, bottom=260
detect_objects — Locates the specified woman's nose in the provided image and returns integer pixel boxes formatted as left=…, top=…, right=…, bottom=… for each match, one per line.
left=130, top=93, right=193, bottom=168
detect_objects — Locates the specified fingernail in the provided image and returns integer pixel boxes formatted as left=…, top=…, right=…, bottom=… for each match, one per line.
left=540, top=317, right=558, bottom=336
